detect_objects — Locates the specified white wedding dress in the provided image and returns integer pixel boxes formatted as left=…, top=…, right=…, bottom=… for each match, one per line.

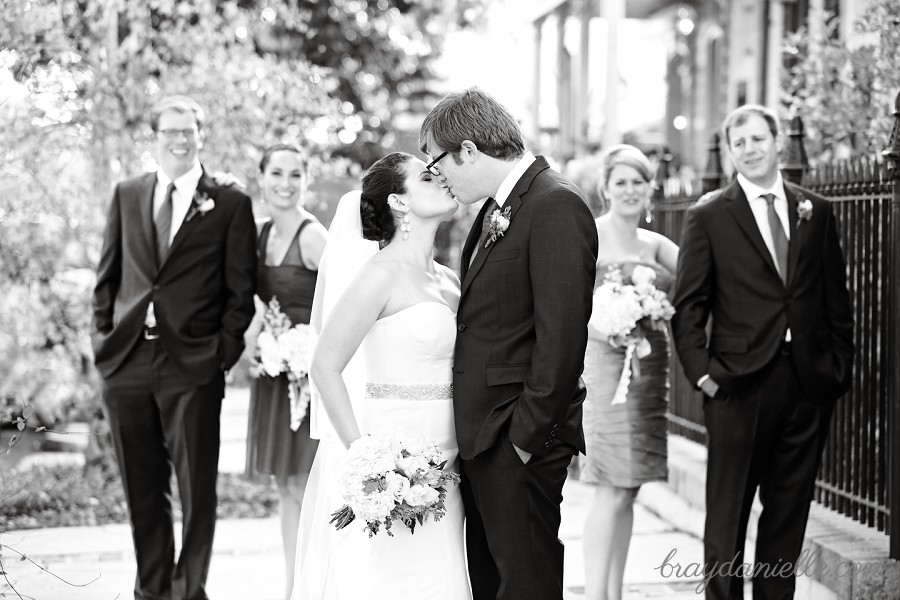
left=292, top=301, right=471, bottom=600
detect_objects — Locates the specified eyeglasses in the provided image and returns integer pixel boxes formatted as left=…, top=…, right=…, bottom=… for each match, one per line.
left=157, top=128, right=198, bottom=140
left=425, top=149, right=457, bottom=176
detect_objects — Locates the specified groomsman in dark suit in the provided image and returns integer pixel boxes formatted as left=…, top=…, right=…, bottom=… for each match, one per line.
left=672, top=104, right=854, bottom=599
left=92, top=95, right=256, bottom=600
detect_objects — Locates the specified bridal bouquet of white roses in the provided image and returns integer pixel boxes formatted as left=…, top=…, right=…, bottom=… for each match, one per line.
left=588, top=264, right=675, bottom=404
left=249, top=296, right=311, bottom=431
left=329, top=433, right=461, bottom=538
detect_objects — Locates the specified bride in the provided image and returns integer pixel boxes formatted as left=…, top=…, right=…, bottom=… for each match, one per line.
left=291, top=152, right=471, bottom=600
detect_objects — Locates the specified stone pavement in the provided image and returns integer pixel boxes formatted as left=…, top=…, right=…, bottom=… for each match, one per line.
left=0, top=387, right=708, bottom=600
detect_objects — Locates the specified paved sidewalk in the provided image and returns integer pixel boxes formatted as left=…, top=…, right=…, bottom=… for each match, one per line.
left=1, top=387, right=708, bottom=600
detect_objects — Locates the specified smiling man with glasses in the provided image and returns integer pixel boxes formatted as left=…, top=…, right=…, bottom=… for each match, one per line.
left=92, top=94, right=256, bottom=600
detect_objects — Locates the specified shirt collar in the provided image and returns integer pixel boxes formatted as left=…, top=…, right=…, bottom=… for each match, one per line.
left=494, top=152, right=536, bottom=208
left=737, top=171, right=786, bottom=204
left=158, top=161, right=203, bottom=194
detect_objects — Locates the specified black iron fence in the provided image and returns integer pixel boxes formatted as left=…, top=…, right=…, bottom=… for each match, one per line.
left=649, top=92, right=900, bottom=559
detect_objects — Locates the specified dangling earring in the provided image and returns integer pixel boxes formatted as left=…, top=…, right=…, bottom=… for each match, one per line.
left=644, top=205, right=653, bottom=224
left=401, top=214, right=411, bottom=240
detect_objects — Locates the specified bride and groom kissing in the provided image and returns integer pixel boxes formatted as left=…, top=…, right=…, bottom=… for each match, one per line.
left=291, top=88, right=598, bottom=600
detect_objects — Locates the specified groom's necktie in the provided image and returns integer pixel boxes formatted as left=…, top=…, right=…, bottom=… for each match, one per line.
left=470, top=197, right=499, bottom=266
left=763, top=193, right=788, bottom=283
left=155, top=182, right=175, bottom=266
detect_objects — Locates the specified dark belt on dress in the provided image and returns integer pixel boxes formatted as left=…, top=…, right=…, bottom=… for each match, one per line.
left=143, top=326, right=160, bottom=340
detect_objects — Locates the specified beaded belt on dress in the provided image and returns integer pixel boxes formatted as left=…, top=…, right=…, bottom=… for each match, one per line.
left=364, top=383, right=453, bottom=400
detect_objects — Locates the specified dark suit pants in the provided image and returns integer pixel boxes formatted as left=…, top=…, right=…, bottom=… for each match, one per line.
left=702, top=353, right=832, bottom=600
left=461, top=432, right=576, bottom=600
left=102, top=337, right=224, bottom=600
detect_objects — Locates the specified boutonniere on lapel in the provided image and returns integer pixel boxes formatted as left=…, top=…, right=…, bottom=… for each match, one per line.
left=796, top=194, right=813, bottom=227
left=485, top=206, right=512, bottom=248
left=185, top=190, right=216, bottom=222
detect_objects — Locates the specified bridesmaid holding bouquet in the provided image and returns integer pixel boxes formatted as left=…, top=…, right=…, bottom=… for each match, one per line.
left=244, top=144, right=327, bottom=599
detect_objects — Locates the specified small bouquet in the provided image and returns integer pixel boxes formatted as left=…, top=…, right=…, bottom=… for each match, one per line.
left=588, top=264, right=675, bottom=404
left=330, top=433, right=461, bottom=537
left=249, top=297, right=311, bottom=431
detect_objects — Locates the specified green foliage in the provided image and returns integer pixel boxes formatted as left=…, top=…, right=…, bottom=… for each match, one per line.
left=0, top=463, right=279, bottom=531
left=782, top=0, right=900, bottom=163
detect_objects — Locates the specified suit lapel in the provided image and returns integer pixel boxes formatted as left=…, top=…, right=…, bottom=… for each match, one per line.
left=142, top=173, right=158, bottom=259
left=460, top=157, right=547, bottom=297
left=460, top=200, right=490, bottom=282
left=785, top=183, right=802, bottom=288
left=723, top=182, right=782, bottom=282
left=163, top=170, right=216, bottom=267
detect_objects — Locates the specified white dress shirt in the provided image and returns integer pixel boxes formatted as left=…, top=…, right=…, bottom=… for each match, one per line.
left=736, top=172, right=791, bottom=276
left=146, top=161, right=203, bottom=327
left=493, top=152, right=536, bottom=208
left=154, top=161, right=203, bottom=245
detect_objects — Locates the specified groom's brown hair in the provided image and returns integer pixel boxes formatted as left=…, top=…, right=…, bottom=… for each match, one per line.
left=419, top=87, right=525, bottom=162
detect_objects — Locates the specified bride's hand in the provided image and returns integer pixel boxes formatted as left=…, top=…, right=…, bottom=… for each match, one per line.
left=212, top=171, right=245, bottom=188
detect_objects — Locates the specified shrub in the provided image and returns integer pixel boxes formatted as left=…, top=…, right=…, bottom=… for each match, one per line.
left=0, top=462, right=279, bottom=531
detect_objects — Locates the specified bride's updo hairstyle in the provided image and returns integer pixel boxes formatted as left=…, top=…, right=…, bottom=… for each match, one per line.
left=359, top=152, right=413, bottom=243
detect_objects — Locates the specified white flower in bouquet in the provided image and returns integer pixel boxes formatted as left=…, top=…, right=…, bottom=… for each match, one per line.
left=330, top=433, right=461, bottom=537
left=397, top=454, right=431, bottom=479
left=384, top=471, right=411, bottom=502
left=589, top=265, right=676, bottom=405
left=631, top=265, right=656, bottom=290
left=256, top=330, right=285, bottom=377
left=589, top=283, right=644, bottom=342
left=404, top=484, right=440, bottom=507
left=642, top=290, right=676, bottom=323
left=280, top=325, right=311, bottom=378
left=345, top=434, right=402, bottom=476
left=250, top=297, right=316, bottom=431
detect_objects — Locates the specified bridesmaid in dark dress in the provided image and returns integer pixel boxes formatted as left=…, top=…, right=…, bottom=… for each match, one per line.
left=580, top=145, right=679, bottom=600
left=243, top=144, right=327, bottom=599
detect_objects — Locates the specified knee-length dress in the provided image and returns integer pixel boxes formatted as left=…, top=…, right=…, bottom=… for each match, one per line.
left=579, top=261, right=672, bottom=488
left=245, top=219, right=319, bottom=480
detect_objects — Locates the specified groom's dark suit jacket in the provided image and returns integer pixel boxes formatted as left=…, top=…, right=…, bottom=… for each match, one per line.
left=672, top=179, right=853, bottom=403
left=92, top=170, right=256, bottom=382
left=454, top=156, right=598, bottom=460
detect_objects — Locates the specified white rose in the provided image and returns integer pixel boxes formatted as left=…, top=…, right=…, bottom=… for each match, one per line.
left=630, top=265, right=657, bottom=287
left=397, top=455, right=431, bottom=479
left=404, top=484, right=440, bottom=507
left=383, top=471, right=411, bottom=502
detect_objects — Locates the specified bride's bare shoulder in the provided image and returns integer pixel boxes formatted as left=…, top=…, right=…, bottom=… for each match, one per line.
left=435, top=261, right=461, bottom=288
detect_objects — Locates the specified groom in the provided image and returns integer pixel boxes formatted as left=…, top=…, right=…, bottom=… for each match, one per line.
left=672, top=104, right=853, bottom=599
left=92, top=95, right=256, bottom=600
left=420, top=88, right=598, bottom=600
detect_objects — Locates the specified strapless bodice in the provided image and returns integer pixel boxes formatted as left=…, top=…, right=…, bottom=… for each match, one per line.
left=362, top=302, right=456, bottom=385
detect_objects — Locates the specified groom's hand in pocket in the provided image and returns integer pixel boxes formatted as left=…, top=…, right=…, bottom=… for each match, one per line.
left=699, top=376, right=720, bottom=398
left=512, top=443, right=532, bottom=464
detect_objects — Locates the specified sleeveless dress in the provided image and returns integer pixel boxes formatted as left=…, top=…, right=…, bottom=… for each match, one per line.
left=292, top=302, right=471, bottom=600
left=245, top=219, right=320, bottom=481
left=579, top=261, right=672, bottom=488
